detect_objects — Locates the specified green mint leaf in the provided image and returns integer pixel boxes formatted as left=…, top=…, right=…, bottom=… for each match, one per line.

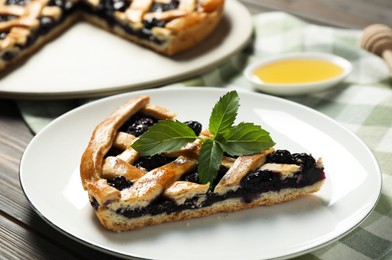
left=131, top=120, right=197, bottom=156
left=220, top=122, right=275, bottom=156
left=197, top=139, right=224, bottom=184
left=209, top=91, right=239, bottom=135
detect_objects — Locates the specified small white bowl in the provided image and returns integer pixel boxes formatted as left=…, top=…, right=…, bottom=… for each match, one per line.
left=244, top=52, right=352, bottom=96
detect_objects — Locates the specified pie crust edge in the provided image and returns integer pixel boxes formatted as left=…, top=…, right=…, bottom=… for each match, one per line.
left=94, top=181, right=324, bottom=231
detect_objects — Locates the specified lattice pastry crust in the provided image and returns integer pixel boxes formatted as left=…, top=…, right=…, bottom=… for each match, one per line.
left=0, top=0, right=224, bottom=72
left=80, top=96, right=326, bottom=232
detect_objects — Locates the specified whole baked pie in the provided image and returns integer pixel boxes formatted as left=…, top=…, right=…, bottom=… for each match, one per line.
left=0, top=0, right=224, bottom=72
left=80, top=93, right=326, bottom=232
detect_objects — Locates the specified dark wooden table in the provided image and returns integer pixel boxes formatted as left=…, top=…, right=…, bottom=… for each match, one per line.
left=1, top=1, right=392, bottom=259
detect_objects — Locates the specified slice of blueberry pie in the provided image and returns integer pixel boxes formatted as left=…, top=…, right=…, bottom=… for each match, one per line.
left=81, top=0, right=224, bottom=56
left=80, top=93, right=326, bottom=232
left=0, top=0, right=224, bottom=72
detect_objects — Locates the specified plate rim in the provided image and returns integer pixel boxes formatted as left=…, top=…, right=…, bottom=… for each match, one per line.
left=19, top=87, right=383, bottom=259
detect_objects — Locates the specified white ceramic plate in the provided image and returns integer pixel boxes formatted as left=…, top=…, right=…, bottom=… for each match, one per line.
left=244, top=52, right=352, bottom=96
left=20, top=87, right=381, bottom=260
left=0, top=0, right=251, bottom=99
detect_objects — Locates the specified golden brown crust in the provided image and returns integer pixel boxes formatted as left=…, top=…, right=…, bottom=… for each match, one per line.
left=80, top=95, right=325, bottom=232
left=0, top=0, right=225, bottom=72
left=116, top=156, right=197, bottom=208
left=215, top=148, right=274, bottom=195
left=80, top=96, right=151, bottom=189
left=81, top=2, right=223, bottom=56
left=164, top=8, right=223, bottom=55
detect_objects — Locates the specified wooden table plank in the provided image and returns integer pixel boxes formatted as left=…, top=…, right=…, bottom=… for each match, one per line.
left=0, top=215, right=61, bottom=259
left=0, top=100, right=33, bottom=222
left=1, top=209, right=122, bottom=259
left=0, top=100, right=119, bottom=259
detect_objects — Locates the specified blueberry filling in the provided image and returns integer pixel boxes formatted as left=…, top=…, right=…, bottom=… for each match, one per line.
left=83, top=0, right=180, bottom=44
left=91, top=0, right=129, bottom=26
left=0, top=15, right=17, bottom=22
left=1, top=0, right=180, bottom=64
left=119, top=113, right=157, bottom=137
left=5, top=0, right=27, bottom=5
left=184, top=121, right=202, bottom=136
left=118, top=195, right=205, bottom=218
left=104, top=0, right=130, bottom=13
left=118, top=112, right=203, bottom=138
left=180, top=165, right=228, bottom=188
left=1, top=0, right=77, bottom=62
left=105, top=147, right=123, bottom=157
left=38, top=17, right=56, bottom=35
left=90, top=197, right=100, bottom=210
left=107, top=176, right=133, bottom=190
left=150, top=0, right=179, bottom=12
left=103, top=114, right=325, bottom=218
left=0, top=32, right=8, bottom=40
left=134, top=154, right=175, bottom=172
left=180, top=170, right=200, bottom=183
left=2, top=52, right=16, bottom=61
left=99, top=150, right=325, bottom=218
left=240, top=170, right=282, bottom=191
left=48, top=0, right=77, bottom=12
left=143, top=18, right=168, bottom=30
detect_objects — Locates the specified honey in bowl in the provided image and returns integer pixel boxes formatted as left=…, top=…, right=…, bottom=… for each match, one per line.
left=253, top=59, right=345, bottom=84
left=244, top=52, right=352, bottom=96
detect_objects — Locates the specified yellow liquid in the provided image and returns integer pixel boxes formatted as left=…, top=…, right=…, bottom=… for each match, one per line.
left=253, top=59, right=344, bottom=84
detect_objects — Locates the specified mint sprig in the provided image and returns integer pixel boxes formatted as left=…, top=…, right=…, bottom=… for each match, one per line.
left=131, top=91, right=275, bottom=184
left=131, top=120, right=197, bottom=156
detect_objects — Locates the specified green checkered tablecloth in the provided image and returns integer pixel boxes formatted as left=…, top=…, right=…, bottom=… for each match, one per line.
left=17, top=12, right=392, bottom=259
